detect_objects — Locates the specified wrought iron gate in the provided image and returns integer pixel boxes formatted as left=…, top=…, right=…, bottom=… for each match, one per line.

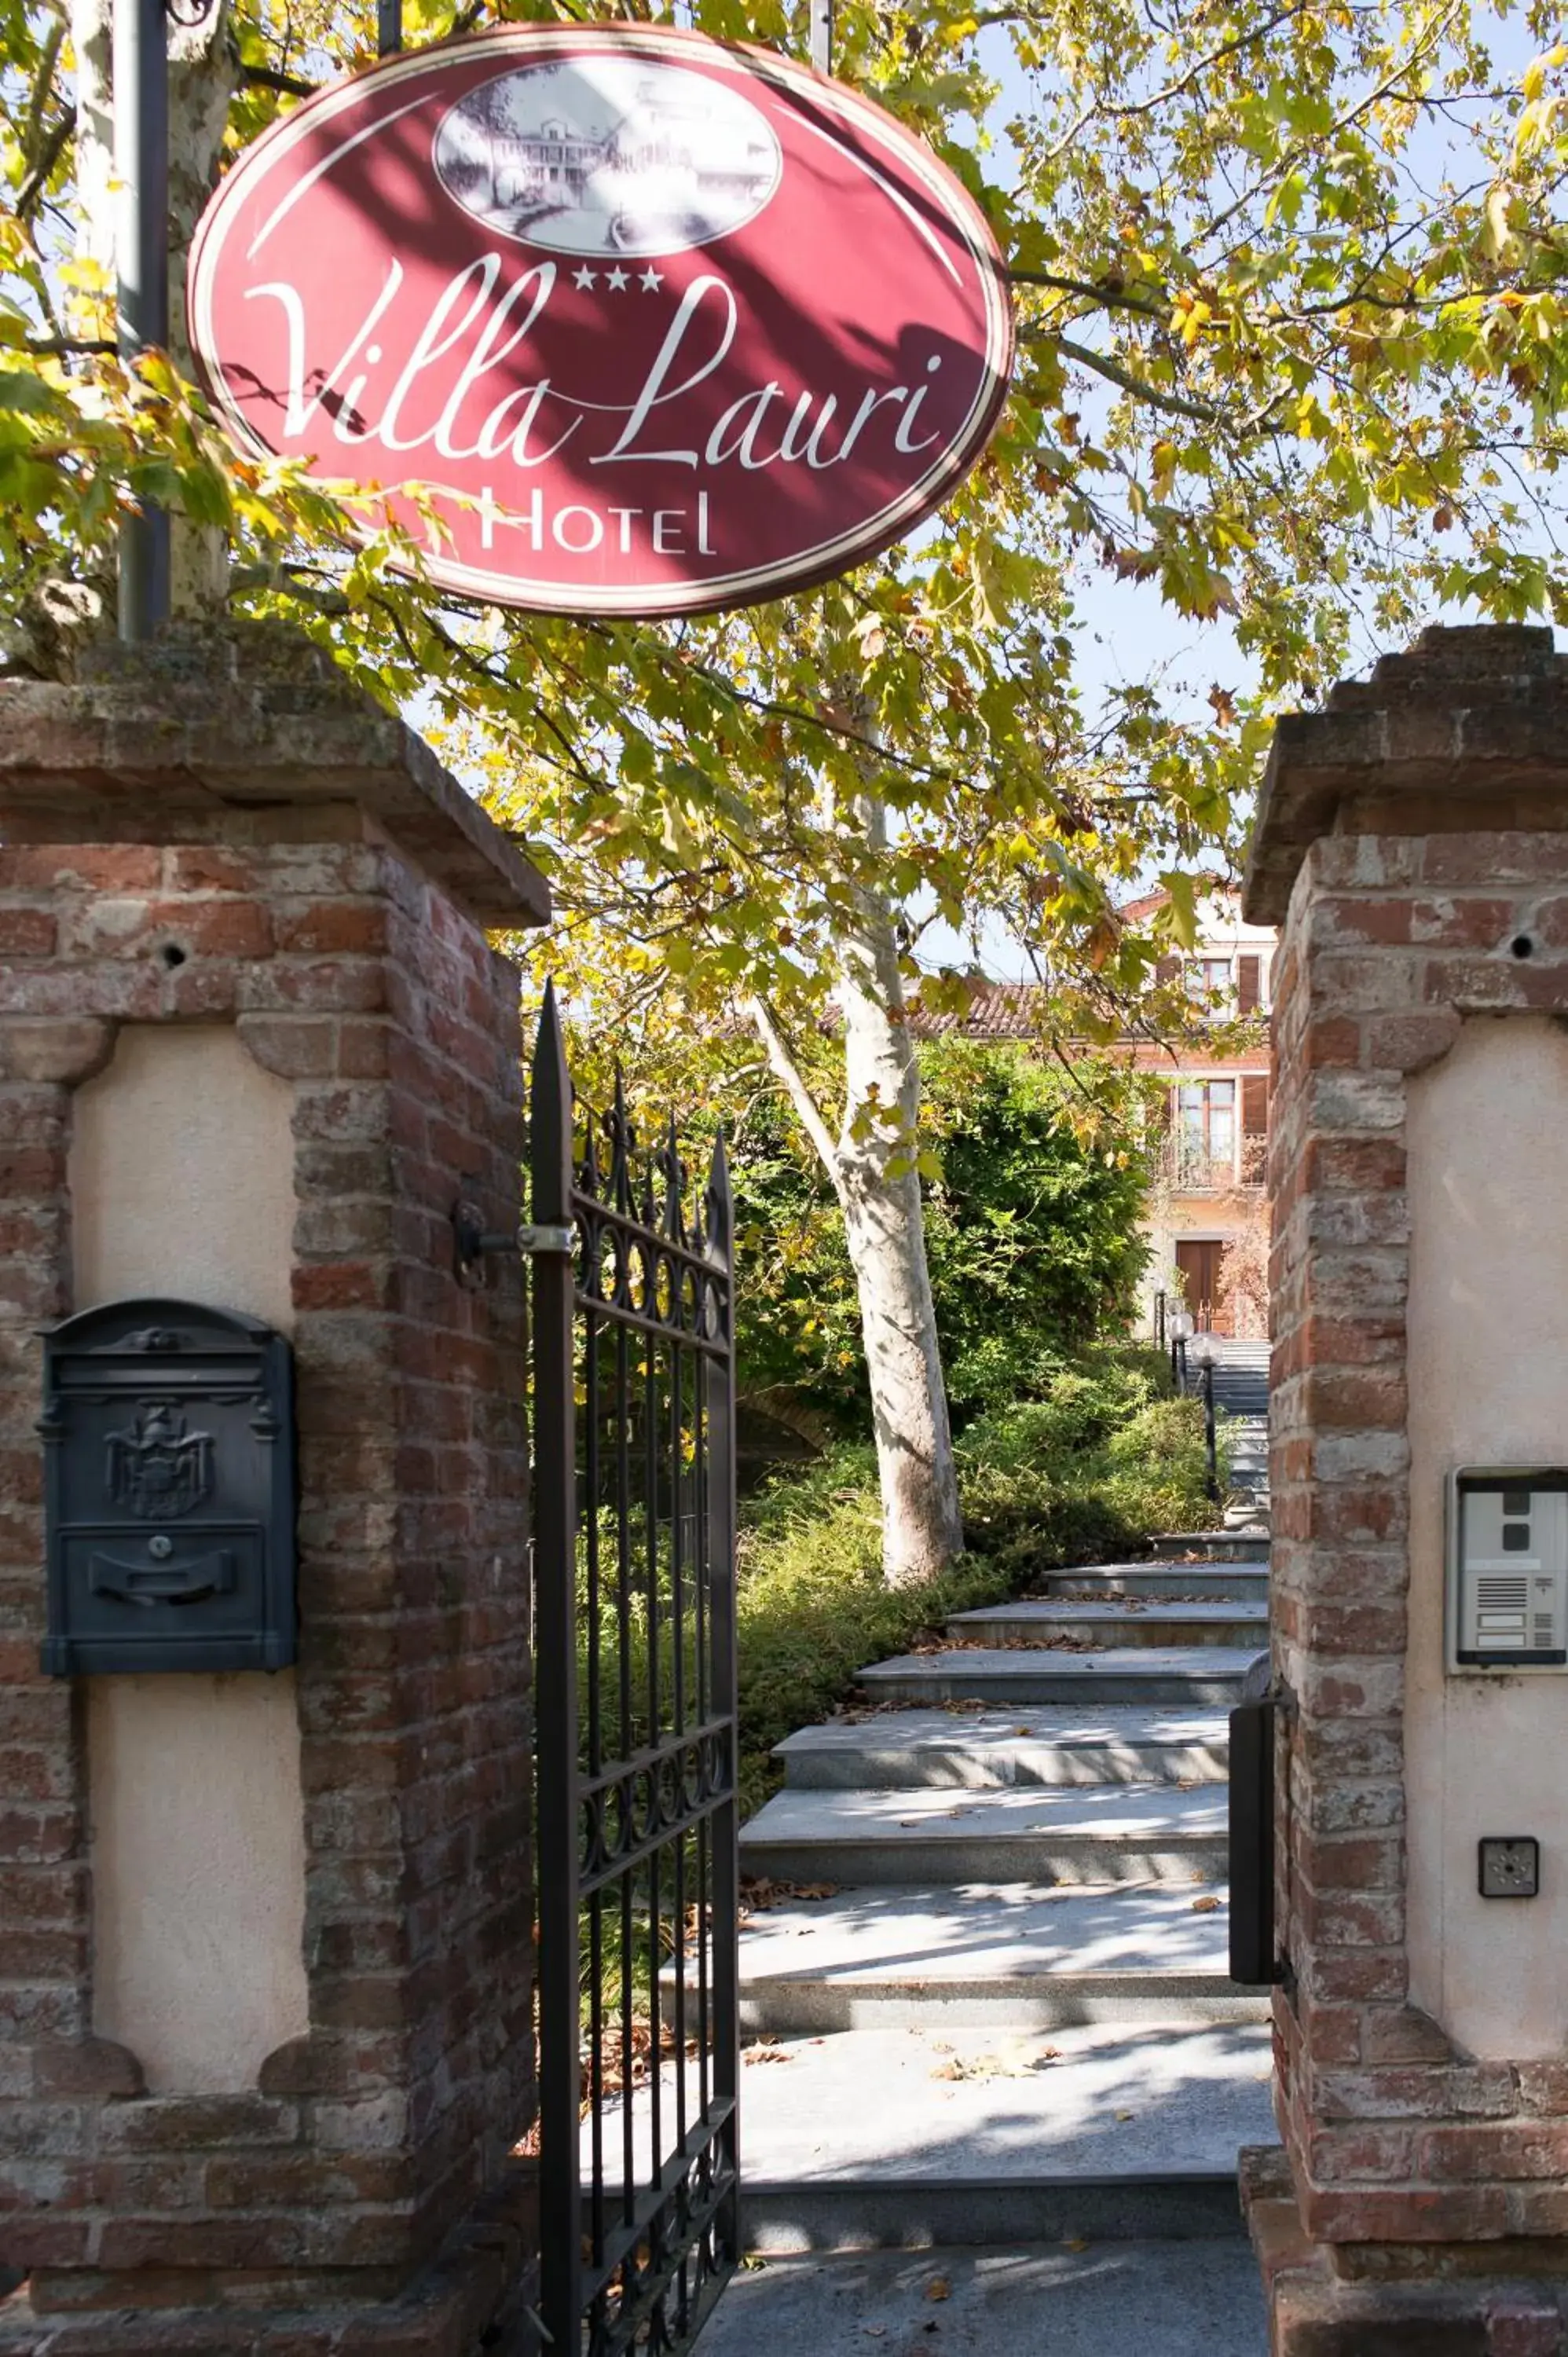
left=531, top=988, right=741, bottom=2357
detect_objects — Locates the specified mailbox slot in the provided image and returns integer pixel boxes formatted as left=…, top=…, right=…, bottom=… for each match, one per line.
left=40, top=1299, right=297, bottom=1676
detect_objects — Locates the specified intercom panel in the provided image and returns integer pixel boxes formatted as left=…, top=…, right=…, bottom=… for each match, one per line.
left=1448, top=1470, right=1568, bottom=1673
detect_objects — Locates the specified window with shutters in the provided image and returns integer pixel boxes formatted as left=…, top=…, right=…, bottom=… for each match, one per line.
left=1185, top=956, right=1233, bottom=1005
left=1171, top=1080, right=1236, bottom=1188
left=1240, top=1072, right=1270, bottom=1183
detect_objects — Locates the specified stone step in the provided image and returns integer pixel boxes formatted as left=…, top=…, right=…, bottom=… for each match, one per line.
left=1045, top=1565, right=1268, bottom=1604
left=859, top=1645, right=1260, bottom=1708
left=735, top=1881, right=1270, bottom=2035
left=947, top=1600, right=1268, bottom=1651
left=738, top=1782, right=1230, bottom=1886
left=776, top=1705, right=1232, bottom=1790
left=720, top=2019, right=1275, bottom=2248
left=1151, top=1531, right=1272, bottom=1562
left=713, top=2234, right=1272, bottom=2343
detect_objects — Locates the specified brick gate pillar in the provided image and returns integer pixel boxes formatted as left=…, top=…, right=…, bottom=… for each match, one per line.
left=1241, top=623, right=1568, bottom=2352
left=0, top=624, right=549, bottom=2352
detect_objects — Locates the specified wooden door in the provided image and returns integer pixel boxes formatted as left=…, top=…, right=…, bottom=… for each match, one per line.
left=1176, top=1239, right=1232, bottom=1335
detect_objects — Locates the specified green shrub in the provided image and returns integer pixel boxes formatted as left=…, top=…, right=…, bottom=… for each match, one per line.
left=735, top=1347, right=1211, bottom=1813
left=730, top=1042, right=1154, bottom=1428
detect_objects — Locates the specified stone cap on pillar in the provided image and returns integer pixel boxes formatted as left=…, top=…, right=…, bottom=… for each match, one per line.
left=0, top=621, right=550, bottom=929
left=1243, top=623, right=1568, bottom=925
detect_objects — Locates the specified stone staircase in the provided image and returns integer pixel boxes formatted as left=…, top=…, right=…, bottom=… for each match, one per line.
left=1206, top=1340, right=1272, bottom=1531
left=733, top=1528, right=1276, bottom=2263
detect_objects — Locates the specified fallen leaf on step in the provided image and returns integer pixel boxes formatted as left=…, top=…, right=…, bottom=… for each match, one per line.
left=925, top=2277, right=951, bottom=2302
left=931, top=2041, right=1056, bottom=2083
left=1116, top=2109, right=1135, bottom=2121
left=1063, top=2237, right=1089, bottom=2253
left=741, top=1875, right=841, bottom=1914
left=861, top=2326, right=886, bottom=2339
left=744, top=2042, right=794, bottom=2066
left=1192, top=1895, right=1222, bottom=1913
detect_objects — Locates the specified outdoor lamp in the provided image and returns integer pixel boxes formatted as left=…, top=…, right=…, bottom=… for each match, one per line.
left=1171, top=1308, right=1194, bottom=1342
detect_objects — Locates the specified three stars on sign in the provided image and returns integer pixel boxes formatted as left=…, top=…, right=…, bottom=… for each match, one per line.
left=572, top=265, right=665, bottom=293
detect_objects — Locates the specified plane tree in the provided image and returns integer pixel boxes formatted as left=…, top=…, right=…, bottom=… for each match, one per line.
left=2, top=0, right=1566, bottom=1577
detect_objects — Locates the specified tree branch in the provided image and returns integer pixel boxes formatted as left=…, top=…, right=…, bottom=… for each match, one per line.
left=16, top=106, right=75, bottom=220
left=746, top=995, right=844, bottom=1195
left=1009, top=268, right=1165, bottom=317
left=24, top=334, right=116, bottom=356
left=241, top=63, right=316, bottom=95
left=22, top=18, right=66, bottom=164
left=1050, top=335, right=1222, bottom=423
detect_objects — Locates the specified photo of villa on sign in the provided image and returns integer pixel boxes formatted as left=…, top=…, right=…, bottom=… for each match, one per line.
left=434, top=55, right=784, bottom=255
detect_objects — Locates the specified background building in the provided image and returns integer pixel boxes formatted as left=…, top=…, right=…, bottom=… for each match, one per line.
left=914, top=881, right=1276, bottom=1340
left=1126, top=883, right=1275, bottom=1337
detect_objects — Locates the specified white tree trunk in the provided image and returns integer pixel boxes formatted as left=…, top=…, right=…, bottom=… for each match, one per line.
left=71, top=0, right=234, bottom=614
left=837, top=1057, right=964, bottom=1582
left=747, top=796, right=964, bottom=1586
left=834, top=807, right=963, bottom=1584
left=70, top=0, right=115, bottom=315
left=165, top=0, right=236, bottom=612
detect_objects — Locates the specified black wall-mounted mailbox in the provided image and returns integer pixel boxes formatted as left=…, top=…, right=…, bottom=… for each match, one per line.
left=40, top=1299, right=297, bottom=1677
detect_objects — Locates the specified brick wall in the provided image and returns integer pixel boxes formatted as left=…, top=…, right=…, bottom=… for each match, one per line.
left=0, top=637, right=539, bottom=2328
left=1252, top=625, right=1568, bottom=2265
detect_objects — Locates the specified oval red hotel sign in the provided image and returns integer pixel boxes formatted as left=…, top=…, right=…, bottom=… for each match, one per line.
left=188, top=25, right=1014, bottom=614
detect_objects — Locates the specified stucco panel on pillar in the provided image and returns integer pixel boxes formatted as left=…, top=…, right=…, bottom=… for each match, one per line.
left=1405, top=1014, right=1568, bottom=2060
left=69, top=1023, right=309, bottom=2094
left=71, top=1022, right=296, bottom=1329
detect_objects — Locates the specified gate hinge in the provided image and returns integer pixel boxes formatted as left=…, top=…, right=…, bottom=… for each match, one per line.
left=453, top=1202, right=575, bottom=1270
left=519, top=1225, right=577, bottom=1254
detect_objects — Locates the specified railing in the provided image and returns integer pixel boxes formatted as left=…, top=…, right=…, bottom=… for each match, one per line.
left=1174, top=1345, right=1222, bottom=1503
left=1162, top=1140, right=1266, bottom=1192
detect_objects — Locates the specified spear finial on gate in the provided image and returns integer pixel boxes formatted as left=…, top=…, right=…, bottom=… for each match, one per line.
left=610, top=1069, right=631, bottom=1214
left=531, top=982, right=573, bottom=1232
left=705, top=1134, right=732, bottom=1266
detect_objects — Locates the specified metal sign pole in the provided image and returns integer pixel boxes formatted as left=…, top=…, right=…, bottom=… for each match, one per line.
left=810, top=0, right=833, bottom=73
left=114, top=0, right=170, bottom=639
left=377, top=0, right=402, bottom=56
